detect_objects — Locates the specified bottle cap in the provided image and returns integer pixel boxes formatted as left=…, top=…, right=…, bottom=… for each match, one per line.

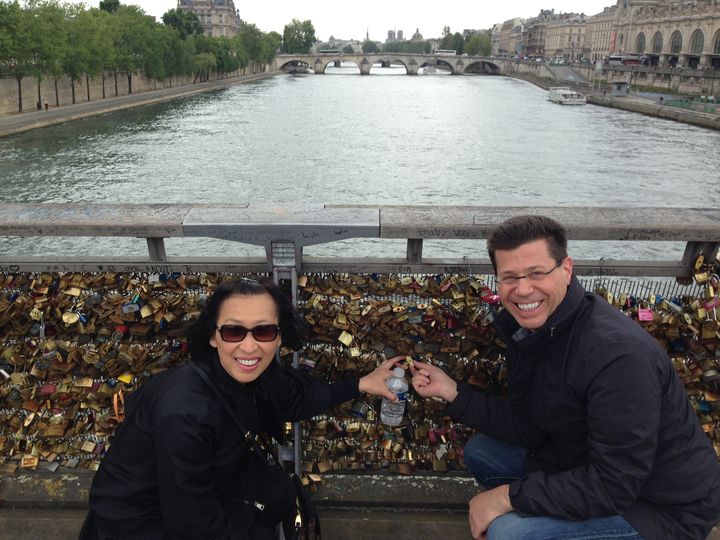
left=393, top=367, right=404, bottom=377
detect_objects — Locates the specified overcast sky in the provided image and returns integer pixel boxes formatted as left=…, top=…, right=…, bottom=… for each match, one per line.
left=87, top=1, right=615, bottom=42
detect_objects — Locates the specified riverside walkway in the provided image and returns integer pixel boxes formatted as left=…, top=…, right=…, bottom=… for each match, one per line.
left=0, top=72, right=277, bottom=138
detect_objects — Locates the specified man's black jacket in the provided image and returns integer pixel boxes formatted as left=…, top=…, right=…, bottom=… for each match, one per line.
left=446, top=276, right=720, bottom=539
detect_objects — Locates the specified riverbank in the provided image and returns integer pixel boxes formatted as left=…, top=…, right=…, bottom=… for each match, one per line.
left=3, top=70, right=719, bottom=137
left=0, top=72, right=279, bottom=138
left=510, top=71, right=720, bottom=131
left=587, top=93, right=720, bottom=130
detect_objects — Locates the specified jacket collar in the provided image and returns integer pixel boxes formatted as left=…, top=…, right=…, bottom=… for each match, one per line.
left=495, top=275, right=586, bottom=344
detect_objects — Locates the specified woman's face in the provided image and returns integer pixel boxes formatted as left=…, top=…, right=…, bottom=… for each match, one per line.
left=209, top=293, right=281, bottom=384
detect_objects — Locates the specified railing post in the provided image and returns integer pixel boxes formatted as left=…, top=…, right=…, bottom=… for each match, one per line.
left=146, top=237, right=167, bottom=261
left=407, top=239, right=423, bottom=263
left=268, top=240, right=303, bottom=477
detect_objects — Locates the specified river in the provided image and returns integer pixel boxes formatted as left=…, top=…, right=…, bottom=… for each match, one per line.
left=1, top=67, right=719, bottom=261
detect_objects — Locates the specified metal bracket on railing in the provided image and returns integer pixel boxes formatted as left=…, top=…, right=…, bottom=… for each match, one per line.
left=182, top=205, right=379, bottom=272
left=146, top=238, right=167, bottom=262
left=267, top=240, right=303, bottom=476
left=407, top=238, right=423, bottom=263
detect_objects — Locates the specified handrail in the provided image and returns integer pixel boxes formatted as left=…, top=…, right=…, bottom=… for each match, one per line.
left=0, top=203, right=717, bottom=277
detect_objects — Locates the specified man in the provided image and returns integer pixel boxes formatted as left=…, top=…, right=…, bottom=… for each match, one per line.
left=411, top=215, right=720, bottom=540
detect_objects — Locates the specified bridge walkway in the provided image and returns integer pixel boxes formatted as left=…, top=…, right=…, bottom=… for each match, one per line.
left=1, top=471, right=475, bottom=539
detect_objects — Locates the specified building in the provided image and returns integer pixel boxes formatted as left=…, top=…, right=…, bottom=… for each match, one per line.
left=545, top=14, right=587, bottom=61
left=397, top=30, right=404, bottom=40
left=587, top=6, right=618, bottom=62
left=523, top=9, right=556, bottom=58
left=490, top=24, right=502, bottom=55
left=610, top=0, right=720, bottom=68
left=498, top=18, right=526, bottom=56
left=387, top=30, right=396, bottom=42
left=487, top=0, right=720, bottom=72
left=177, top=0, right=240, bottom=38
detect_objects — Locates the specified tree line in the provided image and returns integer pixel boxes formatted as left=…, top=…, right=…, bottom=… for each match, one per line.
left=0, top=0, right=283, bottom=112
left=317, top=27, right=491, bottom=56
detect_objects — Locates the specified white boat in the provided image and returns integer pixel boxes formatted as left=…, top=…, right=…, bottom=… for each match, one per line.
left=285, top=64, right=309, bottom=74
left=547, top=87, right=587, bottom=105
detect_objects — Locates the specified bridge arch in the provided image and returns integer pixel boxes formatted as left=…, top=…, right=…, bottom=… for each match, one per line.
left=277, top=57, right=313, bottom=72
left=272, top=53, right=504, bottom=76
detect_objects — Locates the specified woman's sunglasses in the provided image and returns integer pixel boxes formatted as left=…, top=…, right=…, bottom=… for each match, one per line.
left=216, top=324, right=280, bottom=343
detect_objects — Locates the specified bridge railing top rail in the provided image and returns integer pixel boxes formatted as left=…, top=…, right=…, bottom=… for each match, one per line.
left=0, top=204, right=717, bottom=277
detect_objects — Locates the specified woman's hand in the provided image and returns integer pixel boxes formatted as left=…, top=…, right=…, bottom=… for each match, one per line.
left=410, top=361, right=459, bottom=403
left=358, top=355, right=407, bottom=401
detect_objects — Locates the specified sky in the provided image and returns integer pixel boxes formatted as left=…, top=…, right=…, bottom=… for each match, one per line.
left=87, top=1, right=615, bottom=42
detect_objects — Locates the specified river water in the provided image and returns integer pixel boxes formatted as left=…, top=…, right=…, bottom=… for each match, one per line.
left=1, top=66, right=719, bottom=261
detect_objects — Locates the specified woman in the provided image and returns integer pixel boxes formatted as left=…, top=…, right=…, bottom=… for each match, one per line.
left=81, top=278, right=398, bottom=539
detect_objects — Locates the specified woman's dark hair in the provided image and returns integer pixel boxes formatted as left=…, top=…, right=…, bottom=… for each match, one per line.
left=487, top=215, right=568, bottom=273
left=187, top=278, right=303, bottom=361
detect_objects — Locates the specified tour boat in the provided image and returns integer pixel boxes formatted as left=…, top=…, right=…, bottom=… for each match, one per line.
left=547, top=87, right=587, bottom=105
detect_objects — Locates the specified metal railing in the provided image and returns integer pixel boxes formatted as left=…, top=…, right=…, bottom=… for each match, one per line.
left=0, top=204, right=718, bottom=277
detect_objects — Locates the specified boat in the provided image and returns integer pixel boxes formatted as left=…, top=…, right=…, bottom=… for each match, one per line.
left=285, top=64, right=309, bottom=74
left=547, top=87, right=587, bottom=105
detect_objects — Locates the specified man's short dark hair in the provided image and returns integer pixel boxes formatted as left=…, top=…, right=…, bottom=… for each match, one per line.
left=487, top=215, right=568, bottom=272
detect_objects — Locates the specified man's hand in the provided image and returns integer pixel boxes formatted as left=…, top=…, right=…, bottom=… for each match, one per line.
left=469, top=485, right=513, bottom=540
left=409, top=361, right=458, bottom=403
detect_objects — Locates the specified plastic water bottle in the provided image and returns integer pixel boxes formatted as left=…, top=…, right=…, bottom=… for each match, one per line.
left=380, top=367, right=408, bottom=426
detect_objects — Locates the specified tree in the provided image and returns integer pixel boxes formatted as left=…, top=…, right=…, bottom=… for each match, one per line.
left=465, top=34, right=491, bottom=56
left=67, top=9, right=113, bottom=102
left=109, top=5, right=157, bottom=94
left=265, top=31, right=282, bottom=55
left=162, top=8, right=202, bottom=40
left=450, top=32, right=464, bottom=55
left=259, top=31, right=281, bottom=64
left=342, top=44, right=354, bottom=54
left=192, top=51, right=216, bottom=82
left=439, top=31, right=464, bottom=54
left=0, top=2, right=17, bottom=71
left=3, top=3, right=35, bottom=111
left=383, top=40, right=430, bottom=54
left=26, top=1, right=69, bottom=107
left=361, top=40, right=379, bottom=54
left=63, top=4, right=113, bottom=103
left=282, top=19, right=315, bottom=53
left=99, top=0, right=120, bottom=13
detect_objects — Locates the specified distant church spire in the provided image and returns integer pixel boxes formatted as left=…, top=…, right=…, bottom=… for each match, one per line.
left=366, top=27, right=369, bottom=40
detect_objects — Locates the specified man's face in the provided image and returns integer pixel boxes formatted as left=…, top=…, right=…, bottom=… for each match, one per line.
left=495, top=239, right=573, bottom=330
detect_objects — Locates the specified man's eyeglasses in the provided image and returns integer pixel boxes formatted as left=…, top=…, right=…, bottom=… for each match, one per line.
left=216, top=324, right=280, bottom=343
left=496, top=259, right=564, bottom=286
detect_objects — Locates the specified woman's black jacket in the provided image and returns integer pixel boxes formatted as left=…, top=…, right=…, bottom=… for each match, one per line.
left=87, top=357, right=359, bottom=539
left=446, top=276, right=720, bottom=540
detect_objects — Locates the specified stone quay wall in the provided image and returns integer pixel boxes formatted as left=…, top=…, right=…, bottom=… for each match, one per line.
left=0, top=63, right=268, bottom=117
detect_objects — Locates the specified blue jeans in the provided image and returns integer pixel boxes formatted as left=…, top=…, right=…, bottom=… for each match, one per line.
left=463, top=434, right=644, bottom=540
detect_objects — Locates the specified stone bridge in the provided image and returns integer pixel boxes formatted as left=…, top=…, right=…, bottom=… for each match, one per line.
left=272, top=53, right=503, bottom=75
